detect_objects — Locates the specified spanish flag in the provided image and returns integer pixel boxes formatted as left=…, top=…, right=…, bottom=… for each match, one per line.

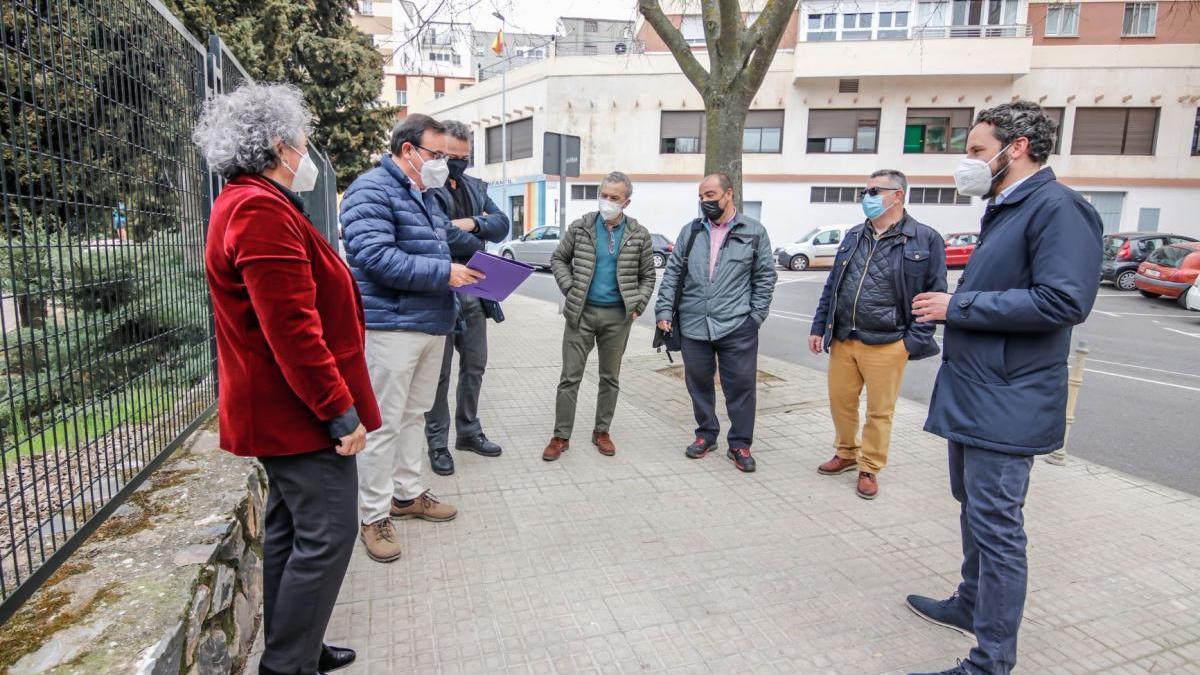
left=490, top=29, right=505, bottom=55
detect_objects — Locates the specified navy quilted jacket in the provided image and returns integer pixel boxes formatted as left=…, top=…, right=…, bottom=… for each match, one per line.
left=340, top=156, right=455, bottom=334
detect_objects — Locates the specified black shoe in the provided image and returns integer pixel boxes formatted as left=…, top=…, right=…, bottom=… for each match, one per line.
left=685, top=437, right=717, bottom=459
left=429, top=447, right=455, bottom=476
left=456, top=433, right=502, bottom=457
left=905, top=593, right=975, bottom=637
left=318, top=644, right=356, bottom=672
left=908, top=660, right=971, bottom=675
left=727, top=447, right=756, bottom=472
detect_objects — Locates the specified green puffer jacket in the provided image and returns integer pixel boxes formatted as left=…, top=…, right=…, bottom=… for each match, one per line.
left=550, top=212, right=656, bottom=327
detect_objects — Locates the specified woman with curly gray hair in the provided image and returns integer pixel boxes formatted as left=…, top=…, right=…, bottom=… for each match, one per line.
left=194, top=83, right=381, bottom=675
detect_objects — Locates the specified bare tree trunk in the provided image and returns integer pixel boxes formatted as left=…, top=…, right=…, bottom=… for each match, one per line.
left=705, top=99, right=748, bottom=209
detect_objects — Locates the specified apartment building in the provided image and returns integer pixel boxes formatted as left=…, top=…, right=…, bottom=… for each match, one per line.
left=473, top=30, right=555, bottom=81
left=351, top=0, right=475, bottom=116
left=424, top=0, right=1200, bottom=245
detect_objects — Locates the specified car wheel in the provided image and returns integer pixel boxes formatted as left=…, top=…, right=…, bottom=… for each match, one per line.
left=1115, top=270, right=1137, bottom=291
left=1139, top=289, right=1160, bottom=299
left=789, top=255, right=810, bottom=272
left=653, top=252, right=666, bottom=269
left=502, top=250, right=515, bottom=260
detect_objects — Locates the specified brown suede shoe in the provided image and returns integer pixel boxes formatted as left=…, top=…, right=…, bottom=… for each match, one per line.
left=818, top=455, right=859, bottom=475
left=391, top=491, right=458, bottom=522
left=856, top=472, right=878, bottom=500
left=360, top=519, right=402, bottom=563
left=543, top=437, right=569, bottom=461
left=591, top=431, right=616, bottom=456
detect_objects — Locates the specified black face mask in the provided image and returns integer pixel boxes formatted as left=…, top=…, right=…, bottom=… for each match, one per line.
left=447, top=159, right=468, bottom=181
left=700, top=198, right=725, bottom=221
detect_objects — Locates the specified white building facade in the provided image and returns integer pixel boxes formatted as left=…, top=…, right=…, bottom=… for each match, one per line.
left=424, top=0, right=1200, bottom=246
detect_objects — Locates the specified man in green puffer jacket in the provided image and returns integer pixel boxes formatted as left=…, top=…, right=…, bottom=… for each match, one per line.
left=543, top=171, right=656, bottom=461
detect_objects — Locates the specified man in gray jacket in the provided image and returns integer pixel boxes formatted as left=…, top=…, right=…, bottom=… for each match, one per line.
left=656, top=174, right=777, bottom=472
left=543, top=171, right=656, bottom=461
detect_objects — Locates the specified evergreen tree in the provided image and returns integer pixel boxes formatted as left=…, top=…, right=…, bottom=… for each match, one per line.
left=163, top=0, right=394, bottom=189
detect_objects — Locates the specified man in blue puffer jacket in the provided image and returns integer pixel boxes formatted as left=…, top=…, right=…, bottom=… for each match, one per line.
left=905, top=102, right=1103, bottom=675
left=341, top=114, right=484, bottom=564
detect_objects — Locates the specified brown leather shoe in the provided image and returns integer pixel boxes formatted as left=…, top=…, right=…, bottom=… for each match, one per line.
left=818, top=455, right=859, bottom=475
left=856, top=472, right=878, bottom=500
left=543, top=437, right=569, bottom=461
left=591, top=431, right=616, bottom=456
left=360, top=519, right=402, bottom=563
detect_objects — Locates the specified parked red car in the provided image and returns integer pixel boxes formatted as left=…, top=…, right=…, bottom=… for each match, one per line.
left=1134, top=242, right=1200, bottom=307
left=943, top=232, right=979, bottom=268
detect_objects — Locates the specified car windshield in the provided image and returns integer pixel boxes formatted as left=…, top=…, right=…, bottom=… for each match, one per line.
left=1148, top=245, right=1193, bottom=268
left=1103, top=236, right=1127, bottom=259
left=797, top=227, right=820, bottom=244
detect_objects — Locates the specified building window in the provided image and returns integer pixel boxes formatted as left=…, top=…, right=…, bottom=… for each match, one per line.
left=583, top=44, right=598, bottom=55
left=1044, top=3, right=1080, bottom=36
left=571, top=185, right=599, bottom=200
left=917, top=1, right=949, bottom=28
left=585, top=20, right=599, bottom=32
left=660, top=111, right=704, bottom=154
left=842, top=13, right=873, bottom=40
left=1043, top=107, right=1065, bottom=153
left=807, top=109, right=880, bottom=153
left=453, top=54, right=461, bottom=65
left=485, top=117, right=534, bottom=164
left=878, top=11, right=910, bottom=39
left=681, top=15, right=706, bottom=45
left=743, top=110, right=784, bottom=153
left=810, top=187, right=862, bottom=204
left=395, top=90, right=407, bottom=106
left=806, top=13, right=838, bottom=41
left=909, top=187, right=971, bottom=205
left=434, top=92, right=445, bottom=99
left=904, top=108, right=973, bottom=154
left=359, top=0, right=373, bottom=15
left=1071, top=108, right=1159, bottom=155
left=1122, top=2, right=1156, bottom=36
left=1192, top=109, right=1199, bottom=156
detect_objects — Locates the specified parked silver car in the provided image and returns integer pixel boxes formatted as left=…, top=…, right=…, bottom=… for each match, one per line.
left=498, top=226, right=560, bottom=269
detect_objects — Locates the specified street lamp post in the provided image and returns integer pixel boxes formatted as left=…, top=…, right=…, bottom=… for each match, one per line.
left=492, top=11, right=509, bottom=240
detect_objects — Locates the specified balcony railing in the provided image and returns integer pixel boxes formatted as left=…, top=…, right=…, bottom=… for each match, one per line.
left=910, top=24, right=1032, bottom=39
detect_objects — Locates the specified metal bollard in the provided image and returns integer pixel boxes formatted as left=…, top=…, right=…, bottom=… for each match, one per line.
left=1045, top=340, right=1089, bottom=466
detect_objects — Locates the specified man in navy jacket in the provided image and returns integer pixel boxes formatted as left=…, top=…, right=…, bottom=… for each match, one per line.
left=423, top=120, right=510, bottom=476
left=341, top=114, right=484, bottom=564
left=906, top=102, right=1103, bottom=675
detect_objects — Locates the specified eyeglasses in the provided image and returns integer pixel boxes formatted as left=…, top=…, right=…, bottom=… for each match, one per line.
left=860, top=187, right=900, bottom=198
left=413, top=143, right=447, bottom=160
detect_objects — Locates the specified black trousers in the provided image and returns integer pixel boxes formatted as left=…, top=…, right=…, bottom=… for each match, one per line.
left=425, top=296, right=488, bottom=448
left=680, top=317, right=760, bottom=449
left=258, top=448, right=358, bottom=675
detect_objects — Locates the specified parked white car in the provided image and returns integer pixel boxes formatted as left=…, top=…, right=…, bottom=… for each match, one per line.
left=1187, top=275, right=1200, bottom=311
left=775, top=224, right=855, bottom=271
left=498, top=226, right=561, bottom=270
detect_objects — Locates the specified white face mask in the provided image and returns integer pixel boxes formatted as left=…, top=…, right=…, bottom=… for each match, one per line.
left=408, top=151, right=449, bottom=190
left=282, top=145, right=319, bottom=193
left=597, top=198, right=623, bottom=222
left=954, top=144, right=1011, bottom=198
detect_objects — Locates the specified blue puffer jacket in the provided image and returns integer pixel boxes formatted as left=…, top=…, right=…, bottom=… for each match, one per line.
left=925, top=168, right=1103, bottom=455
left=340, top=156, right=455, bottom=334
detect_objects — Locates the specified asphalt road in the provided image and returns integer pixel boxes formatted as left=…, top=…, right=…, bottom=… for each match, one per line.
left=516, top=267, right=1200, bottom=496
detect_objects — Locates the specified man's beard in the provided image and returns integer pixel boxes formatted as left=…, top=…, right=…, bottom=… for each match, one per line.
left=984, top=154, right=1013, bottom=200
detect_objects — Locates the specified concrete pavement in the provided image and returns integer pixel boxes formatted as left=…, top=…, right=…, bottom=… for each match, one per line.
left=255, top=293, right=1200, bottom=674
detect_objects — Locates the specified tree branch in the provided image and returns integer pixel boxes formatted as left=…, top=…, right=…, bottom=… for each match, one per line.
left=716, top=0, right=742, bottom=63
left=637, top=0, right=711, bottom=93
left=739, top=0, right=795, bottom=92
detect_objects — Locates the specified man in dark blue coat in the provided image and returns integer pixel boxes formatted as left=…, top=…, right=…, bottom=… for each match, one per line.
left=423, top=120, right=510, bottom=476
left=905, top=102, right=1103, bottom=675
left=341, top=114, right=484, bottom=564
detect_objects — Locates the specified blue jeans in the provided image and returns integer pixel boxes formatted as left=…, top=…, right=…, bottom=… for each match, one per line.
left=949, top=441, right=1034, bottom=675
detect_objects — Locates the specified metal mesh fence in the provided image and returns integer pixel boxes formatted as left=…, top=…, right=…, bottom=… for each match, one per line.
left=0, top=0, right=286, bottom=620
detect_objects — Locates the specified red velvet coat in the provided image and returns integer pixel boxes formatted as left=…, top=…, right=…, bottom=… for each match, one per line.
left=205, top=174, right=381, bottom=457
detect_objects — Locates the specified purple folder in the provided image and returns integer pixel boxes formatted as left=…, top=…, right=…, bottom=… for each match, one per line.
left=454, top=251, right=536, bottom=302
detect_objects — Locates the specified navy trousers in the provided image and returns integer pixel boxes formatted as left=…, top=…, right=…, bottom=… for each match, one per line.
left=680, top=317, right=759, bottom=449
left=949, top=441, right=1034, bottom=675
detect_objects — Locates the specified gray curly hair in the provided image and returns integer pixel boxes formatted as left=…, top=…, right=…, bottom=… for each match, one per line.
left=192, top=83, right=314, bottom=179
left=975, top=101, right=1057, bottom=164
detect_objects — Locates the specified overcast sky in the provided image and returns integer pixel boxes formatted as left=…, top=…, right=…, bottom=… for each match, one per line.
left=462, top=0, right=642, bottom=35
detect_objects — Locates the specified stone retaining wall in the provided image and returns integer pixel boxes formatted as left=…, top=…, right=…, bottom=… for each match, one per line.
left=0, top=422, right=267, bottom=675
